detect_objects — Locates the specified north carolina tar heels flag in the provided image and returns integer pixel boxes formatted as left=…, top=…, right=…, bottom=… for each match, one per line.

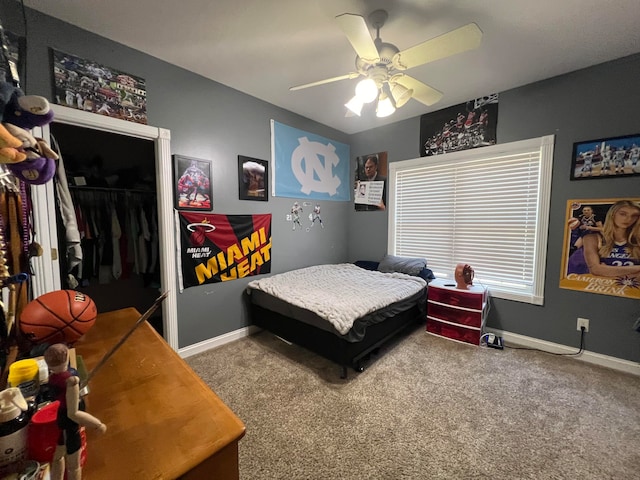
left=271, top=120, right=350, bottom=201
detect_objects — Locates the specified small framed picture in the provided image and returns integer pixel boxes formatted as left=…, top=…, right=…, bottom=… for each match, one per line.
left=238, top=155, right=268, bottom=201
left=173, top=154, right=212, bottom=211
left=571, top=133, right=640, bottom=180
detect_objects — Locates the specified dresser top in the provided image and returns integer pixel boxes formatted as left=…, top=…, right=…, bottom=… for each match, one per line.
left=429, top=277, right=487, bottom=295
left=76, top=308, right=245, bottom=479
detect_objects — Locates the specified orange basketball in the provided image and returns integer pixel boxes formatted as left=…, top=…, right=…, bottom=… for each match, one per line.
left=568, top=217, right=580, bottom=230
left=19, top=290, right=97, bottom=345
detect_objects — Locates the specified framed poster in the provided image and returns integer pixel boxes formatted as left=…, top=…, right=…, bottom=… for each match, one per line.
left=173, top=155, right=212, bottom=211
left=354, top=151, right=387, bottom=211
left=0, top=31, right=24, bottom=84
left=560, top=198, right=640, bottom=299
left=238, top=155, right=268, bottom=201
left=570, top=133, right=640, bottom=180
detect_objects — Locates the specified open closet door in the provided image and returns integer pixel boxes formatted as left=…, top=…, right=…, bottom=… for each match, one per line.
left=31, top=105, right=178, bottom=351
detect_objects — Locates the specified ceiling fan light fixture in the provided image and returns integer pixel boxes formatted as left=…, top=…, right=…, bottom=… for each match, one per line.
left=376, top=93, right=396, bottom=118
left=345, top=96, right=364, bottom=116
left=390, top=82, right=413, bottom=108
left=355, top=78, right=378, bottom=103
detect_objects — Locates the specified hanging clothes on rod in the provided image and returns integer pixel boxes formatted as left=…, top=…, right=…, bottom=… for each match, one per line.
left=66, top=187, right=158, bottom=290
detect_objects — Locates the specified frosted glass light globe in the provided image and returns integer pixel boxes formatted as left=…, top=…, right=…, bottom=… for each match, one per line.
left=376, top=95, right=396, bottom=118
left=355, top=79, right=378, bottom=103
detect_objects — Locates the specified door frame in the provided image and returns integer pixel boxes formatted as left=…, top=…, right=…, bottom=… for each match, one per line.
left=31, top=105, right=179, bottom=351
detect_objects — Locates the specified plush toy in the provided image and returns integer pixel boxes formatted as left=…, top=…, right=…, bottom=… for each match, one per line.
left=3, top=93, right=54, bottom=129
left=0, top=122, right=26, bottom=163
left=0, top=81, right=58, bottom=184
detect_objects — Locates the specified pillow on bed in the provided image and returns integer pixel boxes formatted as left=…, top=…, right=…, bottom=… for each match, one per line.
left=377, top=255, right=427, bottom=276
left=354, top=260, right=380, bottom=271
left=418, top=267, right=435, bottom=282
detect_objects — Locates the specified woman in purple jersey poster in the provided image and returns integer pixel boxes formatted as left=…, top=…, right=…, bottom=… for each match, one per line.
left=562, top=198, right=640, bottom=299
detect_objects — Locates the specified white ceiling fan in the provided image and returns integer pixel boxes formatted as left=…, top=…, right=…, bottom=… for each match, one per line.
left=290, top=9, right=482, bottom=118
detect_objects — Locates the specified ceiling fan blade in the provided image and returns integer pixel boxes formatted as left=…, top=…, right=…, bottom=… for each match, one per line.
left=290, top=72, right=360, bottom=91
left=392, top=23, right=482, bottom=70
left=393, top=75, right=443, bottom=106
left=335, top=13, right=380, bottom=64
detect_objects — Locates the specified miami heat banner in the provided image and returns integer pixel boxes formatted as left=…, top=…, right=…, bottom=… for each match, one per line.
left=177, top=212, right=272, bottom=290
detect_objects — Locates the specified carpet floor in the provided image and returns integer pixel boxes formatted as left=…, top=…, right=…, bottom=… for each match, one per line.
left=187, top=326, right=640, bottom=480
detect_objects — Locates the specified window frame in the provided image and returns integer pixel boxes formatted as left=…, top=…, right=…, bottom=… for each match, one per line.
left=388, top=135, right=555, bottom=305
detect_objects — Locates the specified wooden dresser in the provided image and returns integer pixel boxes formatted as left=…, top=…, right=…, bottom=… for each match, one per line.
left=74, top=308, right=245, bottom=479
left=426, top=278, right=487, bottom=346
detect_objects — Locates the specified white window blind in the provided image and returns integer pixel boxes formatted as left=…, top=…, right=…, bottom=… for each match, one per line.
left=389, top=135, right=554, bottom=305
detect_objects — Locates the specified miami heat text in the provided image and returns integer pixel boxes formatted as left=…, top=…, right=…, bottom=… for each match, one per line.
left=194, top=227, right=271, bottom=283
left=186, top=246, right=211, bottom=259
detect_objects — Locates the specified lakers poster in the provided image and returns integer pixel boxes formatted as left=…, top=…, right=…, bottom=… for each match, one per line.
left=178, top=212, right=271, bottom=290
left=560, top=198, right=640, bottom=299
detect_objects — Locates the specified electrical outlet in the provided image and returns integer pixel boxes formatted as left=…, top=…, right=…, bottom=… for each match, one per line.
left=577, top=317, right=589, bottom=332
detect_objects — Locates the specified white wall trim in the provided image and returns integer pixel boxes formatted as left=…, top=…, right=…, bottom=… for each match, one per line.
left=485, top=327, right=640, bottom=376
left=33, top=105, right=179, bottom=352
left=179, top=326, right=261, bottom=358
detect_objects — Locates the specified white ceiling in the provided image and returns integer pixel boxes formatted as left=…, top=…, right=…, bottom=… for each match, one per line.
left=24, top=0, right=640, bottom=135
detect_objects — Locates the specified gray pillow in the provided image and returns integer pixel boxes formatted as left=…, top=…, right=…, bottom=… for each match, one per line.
left=378, top=254, right=427, bottom=275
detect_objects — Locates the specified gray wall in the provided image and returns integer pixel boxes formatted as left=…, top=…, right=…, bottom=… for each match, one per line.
left=3, top=3, right=639, bottom=362
left=1, top=4, right=349, bottom=348
left=349, top=54, right=640, bottom=363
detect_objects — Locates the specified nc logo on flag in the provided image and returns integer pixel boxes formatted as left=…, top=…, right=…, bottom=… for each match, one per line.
left=271, top=120, right=350, bottom=201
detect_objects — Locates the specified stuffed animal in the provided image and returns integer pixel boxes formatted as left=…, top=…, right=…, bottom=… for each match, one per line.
left=0, top=81, right=58, bottom=184
left=0, top=122, right=26, bottom=163
left=0, top=81, right=54, bottom=128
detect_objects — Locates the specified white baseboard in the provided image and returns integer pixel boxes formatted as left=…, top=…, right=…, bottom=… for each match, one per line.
left=178, top=325, right=260, bottom=358
left=485, top=327, right=640, bottom=377
left=179, top=325, right=639, bottom=376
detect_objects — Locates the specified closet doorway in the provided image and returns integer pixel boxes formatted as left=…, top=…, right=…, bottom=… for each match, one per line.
left=51, top=123, right=163, bottom=334
left=31, top=105, right=178, bottom=350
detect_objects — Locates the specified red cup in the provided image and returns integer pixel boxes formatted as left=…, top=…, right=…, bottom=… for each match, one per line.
left=27, top=401, right=61, bottom=463
left=27, top=401, right=88, bottom=468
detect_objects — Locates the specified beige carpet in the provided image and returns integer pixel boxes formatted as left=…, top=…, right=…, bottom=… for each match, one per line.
left=187, top=326, right=640, bottom=479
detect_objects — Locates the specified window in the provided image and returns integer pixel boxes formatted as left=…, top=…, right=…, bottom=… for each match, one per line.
left=389, top=135, right=554, bottom=305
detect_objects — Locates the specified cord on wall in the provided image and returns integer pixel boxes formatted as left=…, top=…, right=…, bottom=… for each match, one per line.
left=503, top=327, right=586, bottom=356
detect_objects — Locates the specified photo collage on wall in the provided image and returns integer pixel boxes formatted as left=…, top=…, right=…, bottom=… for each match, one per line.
left=419, top=94, right=498, bottom=157
left=51, top=48, right=147, bottom=124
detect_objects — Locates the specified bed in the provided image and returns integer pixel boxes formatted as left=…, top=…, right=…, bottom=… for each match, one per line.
left=245, top=256, right=433, bottom=378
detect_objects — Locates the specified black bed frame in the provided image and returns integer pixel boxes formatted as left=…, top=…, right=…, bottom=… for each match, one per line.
left=250, top=302, right=425, bottom=378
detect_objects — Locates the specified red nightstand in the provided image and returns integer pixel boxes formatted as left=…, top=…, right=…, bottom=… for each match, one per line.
left=426, top=278, right=488, bottom=346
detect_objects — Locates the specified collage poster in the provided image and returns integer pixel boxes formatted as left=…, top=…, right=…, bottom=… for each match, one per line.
left=419, top=94, right=498, bottom=157
left=51, top=48, right=147, bottom=124
left=560, top=198, right=640, bottom=299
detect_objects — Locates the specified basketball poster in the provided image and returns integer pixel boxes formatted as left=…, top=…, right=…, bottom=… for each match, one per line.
left=560, top=198, right=640, bottom=299
left=177, top=212, right=271, bottom=291
left=51, top=48, right=147, bottom=124
left=419, top=94, right=498, bottom=157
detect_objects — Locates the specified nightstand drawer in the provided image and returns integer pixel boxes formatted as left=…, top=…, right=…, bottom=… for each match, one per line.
left=426, top=318, right=481, bottom=345
left=428, top=284, right=485, bottom=309
left=427, top=300, right=483, bottom=328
